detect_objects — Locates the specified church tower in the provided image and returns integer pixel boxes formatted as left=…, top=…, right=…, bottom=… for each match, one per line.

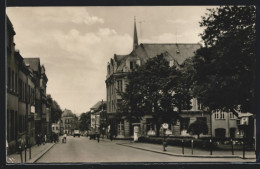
left=133, top=17, right=138, bottom=50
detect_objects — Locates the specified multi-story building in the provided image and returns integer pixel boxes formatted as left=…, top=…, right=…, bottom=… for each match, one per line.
left=60, top=109, right=75, bottom=135
left=51, top=122, right=60, bottom=135
left=23, top=58, right=48, bottom=136
left=16, top=51, right=36, bottom=148
left=7, top=16, right=52, bottom=153
left=6, top=16, right=19, bottom=153
left=105, top=18, right=210, bottom=138
left=90, top=100, right=107, bottom=134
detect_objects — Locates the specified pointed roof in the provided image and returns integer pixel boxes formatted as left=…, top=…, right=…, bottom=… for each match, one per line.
left=115, top=43, right=201, bottom=72
left=90, top=100, right=107, bottom=112
left=62, top=109, right=74, bottom=117
left=133, top=17, right=138, bottom=50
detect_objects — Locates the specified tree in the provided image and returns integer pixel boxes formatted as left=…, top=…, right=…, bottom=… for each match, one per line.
left=187, top=120, right=208, bottom=139
left=191, top=6, right=256, bottom=114
left=47, top=95, right=62, bottom=123
left=71, top=114, right=79, bottom=131
left=118, top=54, right=192, bottom=136
left=79, top=112, right=91, bottom=131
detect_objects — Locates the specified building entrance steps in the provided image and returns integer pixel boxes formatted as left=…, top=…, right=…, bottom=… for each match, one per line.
left=7, top=142, right=55, bottom=163
left=116, top=141, right=256, bottom=160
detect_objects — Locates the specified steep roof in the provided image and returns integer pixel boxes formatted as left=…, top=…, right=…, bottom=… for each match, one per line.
left=114, top=55, right=125, bottom=65
left=23, top=58, right=40, bottom=72
left=115, top=43, right=201, bottom=72
left=90, top=100, right=106, bottom=112
left=62, top=109, right=74, bottom=117
left=140, top=43, right=201, bottom=64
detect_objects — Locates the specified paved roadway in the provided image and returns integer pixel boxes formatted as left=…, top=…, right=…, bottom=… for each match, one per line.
left=36, top=136, right=255, bottom=163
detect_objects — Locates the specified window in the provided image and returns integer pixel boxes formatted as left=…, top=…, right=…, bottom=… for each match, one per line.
left=215, top=110, right=225, bottom=119
left=15, top=73, right=18, bottom=93
left=8, top=68, right=10, bottom=89
left=130, top=61, right=134, bottom=70
left=52, top=127, right=55, bottom=131
left=11, top=70, right=14, bottom=91
left=10, top=111, right=15, bottom=141
left=229, top=112, right=235, bottom=119
left=117, top=80, right=122, bottom=92
left=56, top=126, right=59, bottom=130
left=18, top=79, right=22, bottom=99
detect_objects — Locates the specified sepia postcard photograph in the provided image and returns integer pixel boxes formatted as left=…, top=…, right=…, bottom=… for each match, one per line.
left=4, top=3, right=259, bottom=165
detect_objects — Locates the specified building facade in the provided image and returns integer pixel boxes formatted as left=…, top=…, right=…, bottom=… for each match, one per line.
left=6, top=16, right=53, bottom=154
left=7, top=16, right=19, bottom=153
left=105, top=18, right=211, bottom=138
left=60, top=109, right=76, bottom=135
left=90, top=100, right=107, bottom=134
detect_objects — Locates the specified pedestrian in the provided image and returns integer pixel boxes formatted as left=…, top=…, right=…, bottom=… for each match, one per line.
left=63, top=133, right=67, bottom=143
left=97, top=133, right=100, bottom=143
left=44, top=134, right=47, bottom=144
left=50, top=133, right=53, bottom=143
left=37, top=134, right=41, bottom=146
left=110, top=132, right=113, bottom=141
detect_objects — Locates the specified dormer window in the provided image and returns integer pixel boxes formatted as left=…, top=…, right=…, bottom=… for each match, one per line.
left=176, top=50, right=180, bottom=54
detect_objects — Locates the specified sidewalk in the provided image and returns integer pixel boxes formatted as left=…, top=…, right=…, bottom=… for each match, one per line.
left=7, top=142, right=55, bottom=164
left=116, top=140, right=256, bottom=160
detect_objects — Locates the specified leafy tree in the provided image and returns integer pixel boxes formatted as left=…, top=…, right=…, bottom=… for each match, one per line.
left=47, top=95, right=62, bottom=123
left=191, top=6, right=256, bottom=114
left=79, top=112, right=91, bottom=131
left=118, top=54, right=192, bottom=136
left=187, top=120, right=208, bottom=139
left=72, top=114, right=79, bottom=130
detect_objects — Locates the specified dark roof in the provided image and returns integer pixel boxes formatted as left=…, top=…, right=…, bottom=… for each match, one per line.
left=114, top=55, right=125, bottom=63
left=115, top=43, right=201, bottom=72
left=90, top=100, right=106, bottom=111
left=23, top=58, right=40, bottom=72
left=6, top=15, right=16, bottom=35
left=140, top=43, right=201, bottom=64
left=62, top=109, right=74, bottom=117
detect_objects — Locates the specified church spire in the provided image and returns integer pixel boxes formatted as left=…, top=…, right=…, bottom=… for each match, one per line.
left=133, top=16, right=138, bottom=50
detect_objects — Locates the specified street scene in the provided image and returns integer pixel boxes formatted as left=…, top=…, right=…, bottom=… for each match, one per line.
left=6, top=6, right=258, bottom=163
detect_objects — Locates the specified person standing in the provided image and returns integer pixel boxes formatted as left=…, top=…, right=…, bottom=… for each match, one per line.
left=63, top=133, right=67, bottom=143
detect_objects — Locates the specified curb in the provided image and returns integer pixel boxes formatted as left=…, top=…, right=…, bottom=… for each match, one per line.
left=27, top=143, right=56, bottom=163
left=116, top=143, right=255, bottom=159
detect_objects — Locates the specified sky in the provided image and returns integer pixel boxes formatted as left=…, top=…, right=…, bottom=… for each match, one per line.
left=6, top=6, right=216, bottom=116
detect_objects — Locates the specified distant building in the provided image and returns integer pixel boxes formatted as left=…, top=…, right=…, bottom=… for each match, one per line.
left=60, top=109, right=76, bottom=135
left=90, top=100, right=107, bottom=133
left=52, top=122, right=60, bottom=134
left=105, top=18, right=208, bottom=138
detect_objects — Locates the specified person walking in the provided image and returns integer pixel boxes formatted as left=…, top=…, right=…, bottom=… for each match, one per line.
left=63, top=133, right=67, bottom=143
left=97, top=133, right=100, bottom=143
left=43, top=134, right=47, bottom=145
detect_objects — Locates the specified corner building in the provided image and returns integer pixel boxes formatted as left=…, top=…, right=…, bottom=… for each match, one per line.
left=106, top=19, right=210, bottom=138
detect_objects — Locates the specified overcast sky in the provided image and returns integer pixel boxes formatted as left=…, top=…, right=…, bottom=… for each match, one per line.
left=7, top=6, right=216, bottom=116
